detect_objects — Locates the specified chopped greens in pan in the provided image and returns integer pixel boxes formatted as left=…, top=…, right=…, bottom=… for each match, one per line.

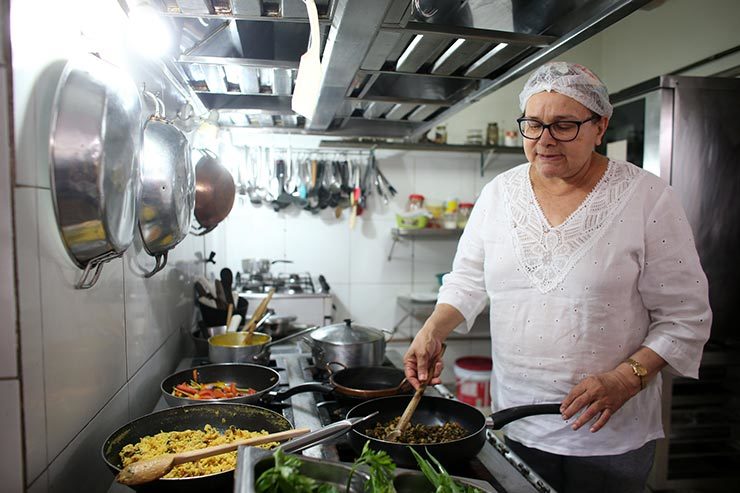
left=364, top=417, right=468, bottom=444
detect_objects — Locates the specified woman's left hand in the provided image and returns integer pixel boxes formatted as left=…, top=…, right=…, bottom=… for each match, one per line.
left=560, top=366, right=640, bottom=433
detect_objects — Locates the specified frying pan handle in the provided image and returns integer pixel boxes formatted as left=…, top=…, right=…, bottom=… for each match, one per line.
left=267, top=383, right=334, bottom=402
left=487, top=403, right=562, bottom=430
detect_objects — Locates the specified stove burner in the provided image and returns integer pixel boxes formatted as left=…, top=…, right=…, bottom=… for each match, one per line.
left=239, top=272, right=316, bottom=294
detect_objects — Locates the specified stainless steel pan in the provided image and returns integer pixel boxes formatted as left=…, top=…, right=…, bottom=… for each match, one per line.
left=138, top=92, right=194, bottom=277
left=49, top=54, right=143, bottom=288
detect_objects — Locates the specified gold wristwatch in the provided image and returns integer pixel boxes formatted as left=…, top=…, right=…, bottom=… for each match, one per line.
left=625, top=358, right=648, bottom=390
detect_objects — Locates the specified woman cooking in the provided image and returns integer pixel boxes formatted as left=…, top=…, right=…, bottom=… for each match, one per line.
left=403, top=61, right=711, bottom=493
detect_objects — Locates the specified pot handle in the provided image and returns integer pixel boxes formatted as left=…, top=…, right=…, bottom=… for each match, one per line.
left=379, top=327, right=396, bottom=341
left=143, top=251, right=168, bottom=278
left=266, top=382, right=334, bottom=402
left=485, top=403, right=562, bottom=430
left=75, top=251, right=123, bottom=289
left=325, top=361, right=347, bottom=375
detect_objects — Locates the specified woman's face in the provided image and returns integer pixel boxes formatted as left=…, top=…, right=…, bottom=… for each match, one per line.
left=522, top=91, right=608, bottom=180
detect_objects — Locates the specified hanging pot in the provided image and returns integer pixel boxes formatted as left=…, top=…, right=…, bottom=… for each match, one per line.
left=305, top=319, right=393, bottom=368
left=137, top=92, right=195, bottom=277
left=49, top=54, right=143, bottom=289
left=192, top=149, right=235, bottom=235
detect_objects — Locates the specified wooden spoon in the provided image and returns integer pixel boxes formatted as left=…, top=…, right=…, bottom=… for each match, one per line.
left=243, top=288, right=275, bottom=344
left=116, top=427, right=310, bottom=486
left=385, top=344, right=446, bottom=442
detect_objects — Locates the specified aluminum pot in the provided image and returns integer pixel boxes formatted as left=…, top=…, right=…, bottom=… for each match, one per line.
left=49, top=54, right=143, bottom=288
left=305, top=319, right=392, bottom=368
left=137, top=92, right=194, bottom=277
left=208, top=326, right=317, bottom=365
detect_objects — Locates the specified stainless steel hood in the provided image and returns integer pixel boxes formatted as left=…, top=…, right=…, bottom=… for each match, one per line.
left=137, top=0, right=653, bottom=138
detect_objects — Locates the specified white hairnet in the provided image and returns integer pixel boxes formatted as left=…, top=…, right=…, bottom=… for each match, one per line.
left=518, top=61, right=613, bottom=118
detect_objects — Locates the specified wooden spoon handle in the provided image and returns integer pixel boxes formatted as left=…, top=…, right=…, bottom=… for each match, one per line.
left=244, top=288, right=276, bottom=344
left=394, top=343, right=447, bottom=435
left=173, top=427, right=310, bottom=465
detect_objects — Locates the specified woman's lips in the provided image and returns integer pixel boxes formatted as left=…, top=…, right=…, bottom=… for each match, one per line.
left=537, top=153, right=563, bottom=161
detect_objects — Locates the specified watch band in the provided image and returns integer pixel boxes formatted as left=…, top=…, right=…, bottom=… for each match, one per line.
left=625, top=358, right=647, bottom=390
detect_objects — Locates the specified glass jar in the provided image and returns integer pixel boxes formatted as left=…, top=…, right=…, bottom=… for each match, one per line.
left=407, top=194, right=425, bottom=212
left=433, top=125, right=447, bottom=144
left=486, top=123, right=499, bottom=146
left=465, top=129, right=483, bottom=145
left=457, top=202, right=474, bottom=228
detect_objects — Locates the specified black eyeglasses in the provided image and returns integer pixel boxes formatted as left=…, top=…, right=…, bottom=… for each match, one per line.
left=516, top=115, right=600, bottom=142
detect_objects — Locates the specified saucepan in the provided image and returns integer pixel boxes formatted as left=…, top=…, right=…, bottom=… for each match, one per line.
left=49, top=53, right=143, bottom=288
left=346, top=396, right=561, bottom=469
left=137, top=91, right=195, bottom=277
left=208, top=325, right=318, bottom=365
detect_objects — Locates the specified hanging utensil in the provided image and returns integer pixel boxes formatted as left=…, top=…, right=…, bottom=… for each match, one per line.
left=49, top=54, right=143, bottom=289
left=138, top=91, right=195, bottom=278
left=192, top=149, right=235, bottom=236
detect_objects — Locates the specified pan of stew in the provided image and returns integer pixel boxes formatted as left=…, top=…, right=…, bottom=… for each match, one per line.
left=346, top=396, right=561, bottom=468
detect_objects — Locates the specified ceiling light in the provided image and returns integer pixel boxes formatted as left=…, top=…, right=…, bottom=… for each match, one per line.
left=127, top=2, right=175, bottom=59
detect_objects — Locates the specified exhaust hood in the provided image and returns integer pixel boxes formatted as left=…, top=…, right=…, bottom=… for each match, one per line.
left=138, top=0, right=653, bottom=139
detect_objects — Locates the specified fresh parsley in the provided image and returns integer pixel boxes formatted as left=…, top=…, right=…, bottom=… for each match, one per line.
left=255, top=447, right=339, bottom=493
left=346, top=441, right=396, bottom=493
left=409, top=447, right=482, bottom=493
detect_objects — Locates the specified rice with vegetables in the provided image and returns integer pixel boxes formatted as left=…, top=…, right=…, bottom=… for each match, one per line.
left=119, top=424, right=278, bottom=478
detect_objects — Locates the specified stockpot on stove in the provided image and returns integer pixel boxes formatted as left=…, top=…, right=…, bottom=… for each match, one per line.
left=304, top=319, right=393, bottom=368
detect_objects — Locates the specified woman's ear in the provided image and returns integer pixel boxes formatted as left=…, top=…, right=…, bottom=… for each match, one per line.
left=594, top=117, right=609, bottom=146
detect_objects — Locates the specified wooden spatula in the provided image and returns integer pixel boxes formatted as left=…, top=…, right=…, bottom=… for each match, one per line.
left=243, top=288, right=276, bottom=344
left=115, top=427, right=309, bottom=486
left=385, top=344, right=446, bottom=442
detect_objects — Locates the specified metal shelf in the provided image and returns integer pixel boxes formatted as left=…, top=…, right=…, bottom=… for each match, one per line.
left=388, top=228, right=463, bottom=260
left=319, top=139, right=525, bottom=176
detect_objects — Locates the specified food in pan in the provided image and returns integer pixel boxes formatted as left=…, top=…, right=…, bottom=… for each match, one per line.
left=171, top=369, right=257, bottom=400
left=365, top=417, right=468, bottom=444
left=119, top=424, right=277, bottom=478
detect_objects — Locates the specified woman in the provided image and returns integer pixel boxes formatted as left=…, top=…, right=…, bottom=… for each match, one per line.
left=403, top=62, right=711, bottom=493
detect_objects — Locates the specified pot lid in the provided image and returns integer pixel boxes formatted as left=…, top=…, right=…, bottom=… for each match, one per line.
left=310, top=319, right=384, bottom=345
left=266, top=314, right=297, bottom=324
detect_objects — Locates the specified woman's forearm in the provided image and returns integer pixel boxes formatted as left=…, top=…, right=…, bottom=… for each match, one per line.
left=419, top=303, right=466, bottom=341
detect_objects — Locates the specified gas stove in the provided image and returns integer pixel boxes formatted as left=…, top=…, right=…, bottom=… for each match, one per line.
left=262, top=346, right=556, bottom=493
left=239, top=271, right=317, bottom=294
left=111, top=344, right=555, bottom=493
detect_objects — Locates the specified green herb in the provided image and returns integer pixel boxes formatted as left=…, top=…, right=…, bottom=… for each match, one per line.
left=409, top=447, right=482, bottom=493
left=346, top=441, right=396, bottom=493
left=256, top=448, right=340, bottom=493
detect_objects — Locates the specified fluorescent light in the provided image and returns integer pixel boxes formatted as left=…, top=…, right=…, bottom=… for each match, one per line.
left=127, top=3, right=174, bottom=59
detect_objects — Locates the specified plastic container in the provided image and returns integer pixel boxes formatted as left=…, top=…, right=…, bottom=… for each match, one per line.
left=396, top=212, right=429, bottom=229
left=457, top=202, right=474, bottom=228
left=406, top=194, right=425, bottom=212
left=454, top=356, right=492, bottom=410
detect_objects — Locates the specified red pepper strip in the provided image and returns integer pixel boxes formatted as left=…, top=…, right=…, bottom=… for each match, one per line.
left=198, top=389, right=215, bottom=398
left=174, top=384, right=197, bottom=396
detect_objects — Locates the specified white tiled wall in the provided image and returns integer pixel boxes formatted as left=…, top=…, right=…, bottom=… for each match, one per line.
left=211, top=135, right=511, bottom=391
left=8, top=1, right=203, bottom=490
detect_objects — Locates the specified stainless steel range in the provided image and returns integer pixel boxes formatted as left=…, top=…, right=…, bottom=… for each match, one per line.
left=109, top=343, right=556, bottom=492
left=238, top=272, right=334, bottom=328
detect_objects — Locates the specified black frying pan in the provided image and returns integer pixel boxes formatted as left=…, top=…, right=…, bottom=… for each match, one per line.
left=101, top=403, right=292, bottom=492
left=346, top=396, right=561, bottom=468
left=161, top=363, right=356, bottom=407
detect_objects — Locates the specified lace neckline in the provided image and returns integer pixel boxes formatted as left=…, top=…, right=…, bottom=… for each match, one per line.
left=526, top=160, right=612, bottom=230
left=503, top=160, right=643, bottom=293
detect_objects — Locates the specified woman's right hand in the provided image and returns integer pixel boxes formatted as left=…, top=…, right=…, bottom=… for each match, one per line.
left=403, top=330, right=445, bottom=389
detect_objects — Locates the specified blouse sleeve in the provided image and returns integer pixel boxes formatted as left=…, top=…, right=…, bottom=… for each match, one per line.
left=639, top=185, right=712, bottom=378
left=435, top=183, right=492, bottom=333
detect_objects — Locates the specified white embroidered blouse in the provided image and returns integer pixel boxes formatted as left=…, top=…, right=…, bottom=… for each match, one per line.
left=437, top=159, right=711, bottom=456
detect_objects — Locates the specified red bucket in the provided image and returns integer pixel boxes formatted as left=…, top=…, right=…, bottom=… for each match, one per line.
left=454, top=356, right=492, bottom=410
